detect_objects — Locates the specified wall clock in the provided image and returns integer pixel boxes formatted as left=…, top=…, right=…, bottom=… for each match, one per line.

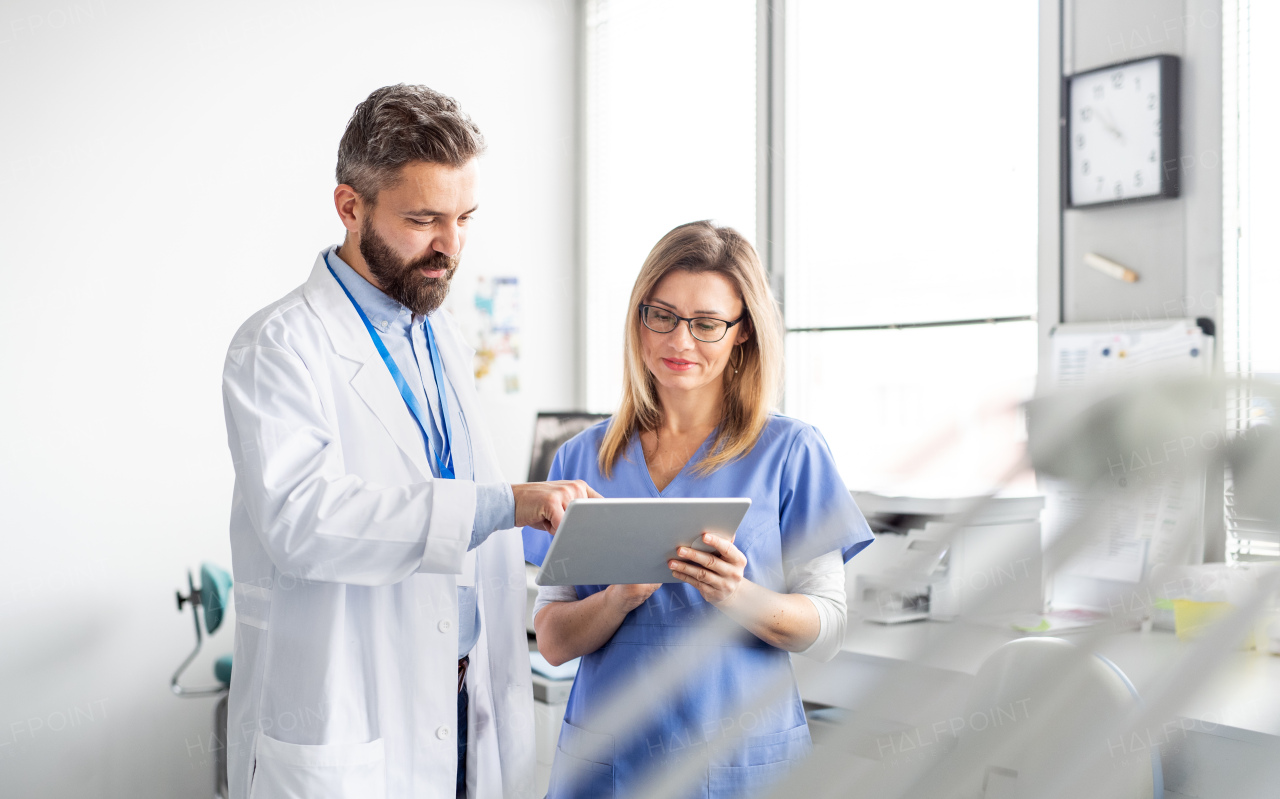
left=1065, top=55, right=1180, bottom=208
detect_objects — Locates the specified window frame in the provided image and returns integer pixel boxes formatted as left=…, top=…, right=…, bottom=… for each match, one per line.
left=755, top=0, right=1035, bottom=367
left=758, top=0, right=1038, bottom=493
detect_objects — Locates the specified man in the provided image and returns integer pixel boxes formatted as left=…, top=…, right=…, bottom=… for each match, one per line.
left=221, top=84, right=595, bottom=799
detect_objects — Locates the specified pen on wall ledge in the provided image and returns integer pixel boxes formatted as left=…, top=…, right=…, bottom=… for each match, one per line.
left=1084, top=252, right=1140, bottom=283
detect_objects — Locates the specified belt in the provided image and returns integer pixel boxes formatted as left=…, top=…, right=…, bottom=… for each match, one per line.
left=458, top=656, right=469, bottom=694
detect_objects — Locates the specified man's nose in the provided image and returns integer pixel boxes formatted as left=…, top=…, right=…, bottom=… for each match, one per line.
left=434, top=223, right=463, bottom=258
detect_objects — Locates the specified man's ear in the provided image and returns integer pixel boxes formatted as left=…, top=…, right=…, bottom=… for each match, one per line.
left=334, top=184, right=365, bottom=234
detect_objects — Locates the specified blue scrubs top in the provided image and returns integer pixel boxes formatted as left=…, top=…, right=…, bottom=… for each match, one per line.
left=524, top=415, right=874, bottom=799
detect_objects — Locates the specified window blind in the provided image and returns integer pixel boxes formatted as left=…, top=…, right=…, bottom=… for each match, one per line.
left=1223, top=0, right=1280, bottom=563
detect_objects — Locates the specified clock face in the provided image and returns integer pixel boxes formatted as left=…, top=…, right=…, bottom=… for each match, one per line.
left=1068, top=58, right=1166, bottom=206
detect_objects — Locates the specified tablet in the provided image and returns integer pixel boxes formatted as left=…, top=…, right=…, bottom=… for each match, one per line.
left=535, top=497, right=752, bottom=586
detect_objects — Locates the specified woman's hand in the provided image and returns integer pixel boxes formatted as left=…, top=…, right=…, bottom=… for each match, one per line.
left=605, top=582, right=662, bottom=614
left=668, top=533, right=823, bottom=653
left=669, top=532, right=747, bottom=607
left=536, top=582, right=661, bottom=666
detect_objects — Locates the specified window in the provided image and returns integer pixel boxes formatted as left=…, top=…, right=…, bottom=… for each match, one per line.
left=580, top=0, right=1039, bottom=497
left=783, top=0, right=1040, bottom=494
left=1223, top=0, right=1280, bottom=562
left=582, top=0, right=757, bottom=412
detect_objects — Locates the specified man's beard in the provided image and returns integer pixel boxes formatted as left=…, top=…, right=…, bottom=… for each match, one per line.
left=359, top=217, right=459, bottom=316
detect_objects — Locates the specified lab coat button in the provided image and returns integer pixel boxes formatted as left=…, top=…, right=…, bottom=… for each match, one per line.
left=438, top=619, right=452, bottom=632
left=437, top=725, right=451, bottom=740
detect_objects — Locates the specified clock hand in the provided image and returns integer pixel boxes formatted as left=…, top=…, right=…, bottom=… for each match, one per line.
left=1096, top=106, right=1125, bottom=144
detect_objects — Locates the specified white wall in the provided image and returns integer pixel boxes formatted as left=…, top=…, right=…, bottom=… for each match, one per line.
left=0, top=1, right=577, bottom=796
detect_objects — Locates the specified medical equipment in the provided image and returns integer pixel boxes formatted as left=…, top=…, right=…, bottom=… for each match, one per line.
left=172, top=562, right=233, bottom=799
left=526, top=411, right=611, bottom=482
left=847, top=494, right=1044, bottom=623
left=947, top=637, right=1162, bottom=798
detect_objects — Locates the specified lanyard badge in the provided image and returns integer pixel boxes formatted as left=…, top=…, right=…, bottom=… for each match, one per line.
left=325, top=254, right=456, bottom=479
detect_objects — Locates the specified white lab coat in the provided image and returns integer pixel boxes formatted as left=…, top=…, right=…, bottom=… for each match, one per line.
left=221, top=251, right=535, bottom=799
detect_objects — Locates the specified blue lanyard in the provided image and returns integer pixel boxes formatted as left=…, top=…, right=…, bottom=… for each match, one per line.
left=325, top=254, right=455, bottom=479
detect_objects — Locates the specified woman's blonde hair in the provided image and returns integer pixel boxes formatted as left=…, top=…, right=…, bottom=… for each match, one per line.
left=599, top=221, right=784, bottom=478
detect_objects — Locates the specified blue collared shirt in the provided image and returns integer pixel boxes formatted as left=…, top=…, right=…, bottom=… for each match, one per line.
left=327, top=246, right=514, bottom=658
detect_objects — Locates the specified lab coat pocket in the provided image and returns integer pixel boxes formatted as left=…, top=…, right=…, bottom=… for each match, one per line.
left=547, top=720, right=614, bottom=798
left=708, top=721, right=811, bottom=796
left=248, top=733, right=386, bottom=799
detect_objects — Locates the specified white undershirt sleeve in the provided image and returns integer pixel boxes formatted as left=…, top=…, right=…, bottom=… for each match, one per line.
left=532, top=583, right=579, bottom=622
left=787, top=551, right=848, bottom=662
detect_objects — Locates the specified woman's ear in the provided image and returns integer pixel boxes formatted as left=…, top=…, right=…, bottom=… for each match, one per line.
left=735, top=319, right=752, bottom=346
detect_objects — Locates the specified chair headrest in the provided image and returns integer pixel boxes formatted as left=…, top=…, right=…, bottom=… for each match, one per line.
left=200, top=562, right=233, bottom=634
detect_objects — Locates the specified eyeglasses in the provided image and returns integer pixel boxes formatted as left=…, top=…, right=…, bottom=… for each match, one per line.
left=639, top=304, right=746, bottom=343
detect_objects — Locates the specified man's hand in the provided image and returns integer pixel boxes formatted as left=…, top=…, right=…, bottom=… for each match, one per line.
left=512, top=480, right=601, bottom=533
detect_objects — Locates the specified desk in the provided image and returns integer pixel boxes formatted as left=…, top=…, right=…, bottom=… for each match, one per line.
left=795, top=618, right=1280, bottom=796
left=796, top=618, right=1280, bottom=736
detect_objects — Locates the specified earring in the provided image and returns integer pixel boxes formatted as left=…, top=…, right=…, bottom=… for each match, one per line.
left=732, top=346, right=743, bottom=375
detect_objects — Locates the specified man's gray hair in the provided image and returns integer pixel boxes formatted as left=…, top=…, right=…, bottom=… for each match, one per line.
left=336, top=84, right=486, bottom=202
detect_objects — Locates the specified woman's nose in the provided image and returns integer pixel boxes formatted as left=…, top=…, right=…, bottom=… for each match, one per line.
left=669, top=321, right=698, bottom=348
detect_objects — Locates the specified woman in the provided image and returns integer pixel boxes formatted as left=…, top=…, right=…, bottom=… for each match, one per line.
left=524, top=221, right=873, bottom=798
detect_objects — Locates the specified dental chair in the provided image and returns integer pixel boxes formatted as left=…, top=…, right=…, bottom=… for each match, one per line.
left=172, top=562, right=233, bottom=799
left=945, top=637, right=1162, bottom=799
